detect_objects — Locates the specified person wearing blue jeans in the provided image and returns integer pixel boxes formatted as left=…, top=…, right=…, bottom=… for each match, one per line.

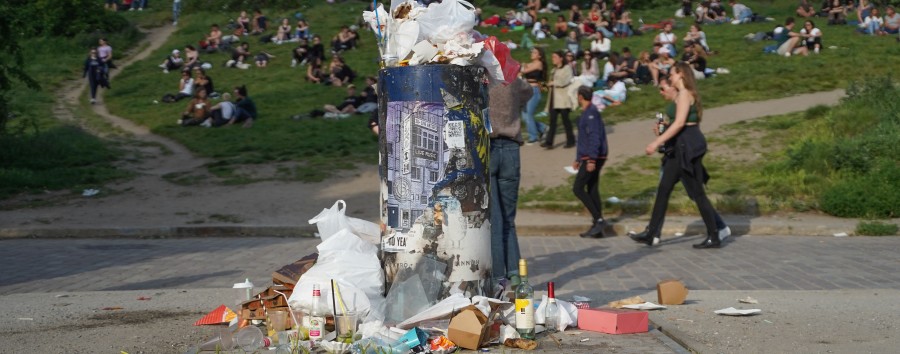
left=131, top=0, right=146, bottom=10
left=520, top=48, right=548, bottom=144
left=487, top=78, right=532, bottom=286
left=173, top=0, right=182, bottom=25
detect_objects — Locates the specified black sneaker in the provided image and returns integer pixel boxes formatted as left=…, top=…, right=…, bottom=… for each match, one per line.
left=580, top=221, right=605, bottom=238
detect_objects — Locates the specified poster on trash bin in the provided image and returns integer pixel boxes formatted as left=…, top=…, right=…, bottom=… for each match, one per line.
left=378, top=65, right=491, bottom=296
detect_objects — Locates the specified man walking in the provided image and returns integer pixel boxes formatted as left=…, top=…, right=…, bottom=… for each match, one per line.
left=572, top=86, right=609, bottom=238
left=488, top=78, right=532, bottom=287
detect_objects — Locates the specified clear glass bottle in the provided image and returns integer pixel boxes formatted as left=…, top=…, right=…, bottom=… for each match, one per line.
left=545, top=282, right=560, bottom=333
left=307, top=284, right=326, bottom=342
left=515, top=259, right=535, bottom=339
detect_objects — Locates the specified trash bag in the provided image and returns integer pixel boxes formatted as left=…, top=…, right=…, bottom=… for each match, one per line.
left=308, top=200, right=350, bottom=240
left=288, top=229, right=385, bottom=316
left=416, top=0, right=477, bottom=45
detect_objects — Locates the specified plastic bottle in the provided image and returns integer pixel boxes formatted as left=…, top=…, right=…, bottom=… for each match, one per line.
left=545, top=282, right=560, bottom=333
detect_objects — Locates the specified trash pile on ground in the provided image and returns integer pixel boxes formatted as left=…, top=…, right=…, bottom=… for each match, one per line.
left=184, top=199, right=766, bottom=353
left=362, top=0, right=519, bottom=84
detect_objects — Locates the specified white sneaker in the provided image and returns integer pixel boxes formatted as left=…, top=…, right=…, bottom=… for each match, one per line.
left=324, top=112, right=338, bottom=118
left=138, top=7, right=143, bottom=11
left=200, top=119, right=212, bottom=128
left=784, top=52, right=791, bottom=57
left=291, top=59, right=297, bottom=67
left=158, top=63, right=167, bottom=69
left=718, top=226, right=731, bottom=241
left=237, top=63, right=250, bottom=69
left=623, top=78, right=635, bottom=85
left=814, top=47, right=820, bottom=54
left=90, top=98, right=97, bottom=104
left=338, top=113, right=351, bottom=119
left=177, top=119, right=183, bottom=125
left=163, top=69, right=169, bottom=74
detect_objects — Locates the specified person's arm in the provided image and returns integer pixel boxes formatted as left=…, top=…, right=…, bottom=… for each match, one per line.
left=646, top=92, right=690, bottom=155
left=83, top=59, right=89, bottom=78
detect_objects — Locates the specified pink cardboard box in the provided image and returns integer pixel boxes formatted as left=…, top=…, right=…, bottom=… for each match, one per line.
left=577, top=307, right=649, bottom=334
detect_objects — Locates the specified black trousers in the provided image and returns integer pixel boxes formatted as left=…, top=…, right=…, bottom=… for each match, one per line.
left=647, top=151, right=718, bottom=237
left=573, top=159, right=605, bottom=221
left=546, top=108, right=574, bottom=146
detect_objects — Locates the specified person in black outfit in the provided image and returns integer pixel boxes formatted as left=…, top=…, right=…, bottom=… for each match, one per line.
left=83, top=48, right=109, bottom=104
left=630, top=62, right=722, bottom=249
left=307, top=35, right=326, bottom=64
left=572, top=86, right=609, bottom=238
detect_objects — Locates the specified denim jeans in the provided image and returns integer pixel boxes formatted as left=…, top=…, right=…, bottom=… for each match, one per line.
left=522, top=86, right=545, bottom=142
left=173, top=1, right=181, bottom=23
left=131, top=0, right=146, bottom=9
left=490, top=138, right=522, bottom=279
left=615, top=23, right=632, bottom=36
left=597, top=26, right=614, bottom=39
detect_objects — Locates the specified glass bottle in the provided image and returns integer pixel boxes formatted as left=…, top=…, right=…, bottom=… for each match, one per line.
left=545, top=282, right=560, bottom=333
left=307, top=283, right=326, bottom=342
left=515, top=259, right=535, bottom=339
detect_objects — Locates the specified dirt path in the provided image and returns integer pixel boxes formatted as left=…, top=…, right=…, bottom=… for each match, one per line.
left=519, top=89, right=846, bottom=190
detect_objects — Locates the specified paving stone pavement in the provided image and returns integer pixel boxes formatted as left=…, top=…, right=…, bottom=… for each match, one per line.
left=3, top=235, right=898, bottom=296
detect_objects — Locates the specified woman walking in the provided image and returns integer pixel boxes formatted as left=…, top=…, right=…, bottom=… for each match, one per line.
left=83, top=48, right=108, bottom=104
left=630, top=62, right=722, bottom=249
left=542, top=51, right=575, bottom=149
left=520, top=48, right=548, bottom=144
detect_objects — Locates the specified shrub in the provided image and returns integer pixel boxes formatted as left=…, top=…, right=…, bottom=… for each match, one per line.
left=855, top=221, right=899, bottom=236
left=819, top=160, right=900, bottom=218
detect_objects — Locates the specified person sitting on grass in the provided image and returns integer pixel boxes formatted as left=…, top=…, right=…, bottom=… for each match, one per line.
left=655, top=23, right=678, bottom=57
left=159, top=49, right=183, bottom=73
left=826, top=0, right=847, bottom=25
left=296, top=20, right=310, bottom=40
left=323, top=84, right=363, bottom=118
left=205, top=93, right=238, bottom=127
left=178, top=88, right=211, bottom=126
left=884, top=6, right=900, bottom=35
left=329, top=55, right=356, bottom=87
left=858, top=8, right=884, bottom=35
left=233, top=85, right=257, bottom=128
left=332, top=26, right=355, bottom=53
left=775, top=17, right=809, bottom=56
left=162, top=70, right=194, bottom=103
left=238, top=11, right=251, bottom=35
left=306, top=58, right=327, bottom=84
left=275, top=18, right=292, bottom=44
left=615, top=11, right=634, bottom=37
left=201, top=24, right=222, bottom=51
left=728, top=0, right=754, bottom=24
left=184, top=45, right=200, bottom=70
left=651, top=47, right=676, bottom=85
left=192, top=67, right=216, bottom=98
left=227, top=42, right=252, bottom=69
left=592, top=75, right=627, bottom=111
left=683, top=24, right=711, bottom=53
left=681, top=43, right=709, bottom=79
left=797, top=0, right=817, bottom=18
left=800, top=20, right=823, bottom=54
left=554, top=15, right=568, bottom=38
left=251, top=9, right=267, bottom=34
left=292, top=38, right=309, bottom=67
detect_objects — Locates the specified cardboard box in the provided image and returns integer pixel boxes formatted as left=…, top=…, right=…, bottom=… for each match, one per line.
left=577, top=307, right=648, bottom=334
left=240, top=307, right=267, bottom=321
left=657, top=279, right=689, bottom=305
left=447, top=305, right=491, bottom=350
left=272, top=253, right=318, bottom=285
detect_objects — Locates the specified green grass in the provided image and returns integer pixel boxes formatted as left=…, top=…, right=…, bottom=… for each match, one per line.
left=1, top=16, right=144, bottom=199
left=856, top=221, right=899, bottom=236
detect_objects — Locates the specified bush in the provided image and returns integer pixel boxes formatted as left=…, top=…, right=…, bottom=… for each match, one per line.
left=7, top=0, right=130, bottom=37
left=819, top=160, right=900, bottom=218
left=856, top=221, right=899, bottom=236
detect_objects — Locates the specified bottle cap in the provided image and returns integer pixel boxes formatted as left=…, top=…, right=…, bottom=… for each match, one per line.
left=518, top=259, right=528, bottom=276
left=233, top=278, right=254, bottom=289
left=547, top=282, right=555, bottom=299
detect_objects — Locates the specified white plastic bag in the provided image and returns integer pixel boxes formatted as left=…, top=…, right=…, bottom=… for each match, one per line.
left=534, top=295, right=578, bottom=332
left=417, top=0, right=477, bottom=45
left=308, top=200, right=350, bottom=240
left=309, top=200, right=380, bottom=243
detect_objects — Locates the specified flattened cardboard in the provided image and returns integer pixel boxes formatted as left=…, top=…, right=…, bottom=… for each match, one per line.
left=657, top=279, right=689, bottom=305
left=194, top=305, right=237, bottom=326
left=577, top=307, right=648, bottom=334
left=448, top=305, right=491, bottom=350
left=272, top=253, right=318, bottom=285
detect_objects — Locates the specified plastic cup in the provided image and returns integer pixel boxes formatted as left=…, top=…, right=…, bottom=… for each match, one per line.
left=233, top=279, right=254, bottom=306
left=234, top=326, right=268, bottom=351
left=268, top=310, right=290, bottom=334
left=334, top=312, right=358, bottom=344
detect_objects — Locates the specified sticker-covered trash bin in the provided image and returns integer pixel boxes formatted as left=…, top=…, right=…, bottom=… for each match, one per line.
left=378, top=64, right=492, bottom=299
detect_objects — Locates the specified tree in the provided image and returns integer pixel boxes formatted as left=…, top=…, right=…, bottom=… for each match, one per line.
left=0, top=4, right=40, bottom=134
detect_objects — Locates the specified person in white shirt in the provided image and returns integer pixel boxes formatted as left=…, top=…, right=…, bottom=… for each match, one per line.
left=590, top=32, right=611, bottom=59
left=858, top=8, right=884, bottom=35
left=655, top=23, right=677, bottom=57
left=729, top=0, right=754, bottom=24
left=532, top=18, right=547, bottom=39
left=800, top=20, right=823, bottom=53
left=592, top=75, right=626, bottom=111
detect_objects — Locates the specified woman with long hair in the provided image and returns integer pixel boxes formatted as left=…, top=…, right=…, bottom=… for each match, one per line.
left=542, top=51, right=575, bottom=149
left=520, top=48, right=548, bottom=144
left=630, top=62, right=723, bottom=249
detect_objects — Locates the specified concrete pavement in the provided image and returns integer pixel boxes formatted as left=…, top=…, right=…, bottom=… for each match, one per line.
left=2, top=234, right=899, bottom=352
